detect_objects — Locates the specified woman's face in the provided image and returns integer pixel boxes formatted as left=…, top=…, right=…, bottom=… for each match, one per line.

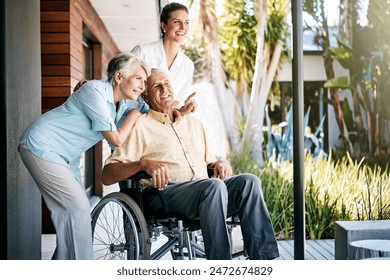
left=161, top=10, right=189, bottom=44
left=117, top=66, right=148, bottom=101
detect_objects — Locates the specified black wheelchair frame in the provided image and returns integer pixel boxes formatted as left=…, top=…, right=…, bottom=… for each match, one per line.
left=90, top=172, right=246, bottom=260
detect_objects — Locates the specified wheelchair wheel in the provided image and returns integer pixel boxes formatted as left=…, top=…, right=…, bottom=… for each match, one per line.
left=91, top=192, right=151, bottom=260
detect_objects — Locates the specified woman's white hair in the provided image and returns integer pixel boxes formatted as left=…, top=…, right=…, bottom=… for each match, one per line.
left=107, top=53, right=151, bottom=86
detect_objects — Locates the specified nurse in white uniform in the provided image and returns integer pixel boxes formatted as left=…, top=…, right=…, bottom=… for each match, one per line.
left=132, top=2, right=195, bottom=106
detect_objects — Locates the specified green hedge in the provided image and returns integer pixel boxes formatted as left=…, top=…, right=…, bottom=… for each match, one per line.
left=229, top=151, right=390, bottom=240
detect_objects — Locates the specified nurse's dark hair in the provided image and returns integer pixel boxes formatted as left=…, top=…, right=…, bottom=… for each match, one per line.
left=107, top=53, right=150, bottom=86
left=160, top=2, right=188, bottom=38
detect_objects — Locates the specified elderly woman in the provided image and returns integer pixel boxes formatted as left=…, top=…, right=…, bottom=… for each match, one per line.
left=18, top=53, right=150, bottom=260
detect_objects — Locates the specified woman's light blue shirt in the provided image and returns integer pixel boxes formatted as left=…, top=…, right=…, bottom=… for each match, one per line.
left=19, top=80, right=148, bottom=182
left=116, top=97, right=149, bottom=128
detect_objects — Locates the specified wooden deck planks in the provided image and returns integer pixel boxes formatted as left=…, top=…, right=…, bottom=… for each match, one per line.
left=276, top=239, right=334, bottom=260
left=42, top=234, right=335, bottom=260
left=277, top=240, right=294, bottom=260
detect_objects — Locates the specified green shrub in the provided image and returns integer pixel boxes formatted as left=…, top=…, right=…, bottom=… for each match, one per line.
left=229, top=150, right=390, bottom=239
left=259, top=166, right=294, bottom=239
left=305, top=178, right=339, bottom=239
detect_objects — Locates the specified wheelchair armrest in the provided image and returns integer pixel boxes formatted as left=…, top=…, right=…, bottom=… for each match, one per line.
left=132, top=169, right=212, bottom=181
left=127, top=171, right=170, bottom=216
left=129, top=171, right=151, bottom=181
left=122, top=171, right=151, bottom=190
left=129, top=169, right=212, bottom=216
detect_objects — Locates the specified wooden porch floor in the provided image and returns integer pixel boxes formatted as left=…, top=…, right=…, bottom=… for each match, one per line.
left=42, top=234, right=334, bottom=260
left=276, top=239, right=334, bottom=260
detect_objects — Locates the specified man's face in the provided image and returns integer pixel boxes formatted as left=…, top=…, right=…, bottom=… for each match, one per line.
left=144, top=71, right=175, bottom=112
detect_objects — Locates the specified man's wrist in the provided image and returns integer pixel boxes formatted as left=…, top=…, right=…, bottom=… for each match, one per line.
left=217, top=158, right=229, bottom=165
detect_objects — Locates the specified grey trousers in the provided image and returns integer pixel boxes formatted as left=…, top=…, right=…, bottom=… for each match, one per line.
left=19, top=145, right=93, bottom=260
left=145, top=173, right=280, bottom=260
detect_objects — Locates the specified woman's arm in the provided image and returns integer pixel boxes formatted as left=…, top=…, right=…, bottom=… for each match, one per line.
left=102, top=110, right=141, bottom=147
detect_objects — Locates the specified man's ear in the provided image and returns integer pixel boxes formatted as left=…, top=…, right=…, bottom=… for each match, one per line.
left=142, top=93, right=149, bottom=104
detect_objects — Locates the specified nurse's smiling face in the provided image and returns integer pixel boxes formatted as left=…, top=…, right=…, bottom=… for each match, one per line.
left=161, top=10, right=189, bottom=44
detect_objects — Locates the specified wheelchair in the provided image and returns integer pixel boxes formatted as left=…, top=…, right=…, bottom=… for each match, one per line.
left=90, top=172, right=246, bottom=260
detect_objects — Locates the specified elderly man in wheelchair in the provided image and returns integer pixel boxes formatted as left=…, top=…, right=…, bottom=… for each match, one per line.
left=93, top=68, right=279, bottom=260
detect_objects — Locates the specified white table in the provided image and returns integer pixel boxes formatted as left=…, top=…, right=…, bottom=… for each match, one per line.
left=349, top=239, right=390, bottom=259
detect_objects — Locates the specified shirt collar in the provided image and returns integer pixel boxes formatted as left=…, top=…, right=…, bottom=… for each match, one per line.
left=148, top=108, right=183, bottom=125
left=104, top=80, right=115, bottom=105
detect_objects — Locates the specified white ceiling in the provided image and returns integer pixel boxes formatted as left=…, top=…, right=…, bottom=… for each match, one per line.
left=89, top=0, right=165, bottom=53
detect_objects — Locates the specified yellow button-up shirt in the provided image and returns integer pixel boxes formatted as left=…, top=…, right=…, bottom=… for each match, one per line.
left=105, top=109, right=217, bottom=183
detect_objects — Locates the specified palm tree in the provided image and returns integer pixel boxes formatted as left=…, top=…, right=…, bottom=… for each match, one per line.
left=239, top=0, right=289, bottom=164
left=187, top=0, right=289, bottom=164
left=303, top=0, right=354, bottom=154
left=326, top=0, right=390, bottom=157
left=196, top=0, right=240, bottom=149
left=219, top=0, right=258, bottom=118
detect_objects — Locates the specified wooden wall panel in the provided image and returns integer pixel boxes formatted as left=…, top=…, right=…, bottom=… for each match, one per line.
left=41, top=22, right=70, bottom=33
left=70, top=55, right=82, bottom=73
left=70, top=32, right=83, bottom=49
left=41, top=0, right=71, bottom=112
left=42, top=97, right=68, bottom=113
left=42, top=86, right=72, bottom=97
left=41, top=43, right=70, bottom=54
left=41, top=54, right=69, bottom=65
left=41, top=33, right=70, bottom=43
left=73, top=0, right=119, bottom=62
left=42, top=76, right=70, bottom=87
left=41, top=0, right=69, bottom=11
left=39, top=1, right=121, bottom=228
left=41, top=65, right=71, bottom=76
left=40, top=11, right=69, bottom=22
